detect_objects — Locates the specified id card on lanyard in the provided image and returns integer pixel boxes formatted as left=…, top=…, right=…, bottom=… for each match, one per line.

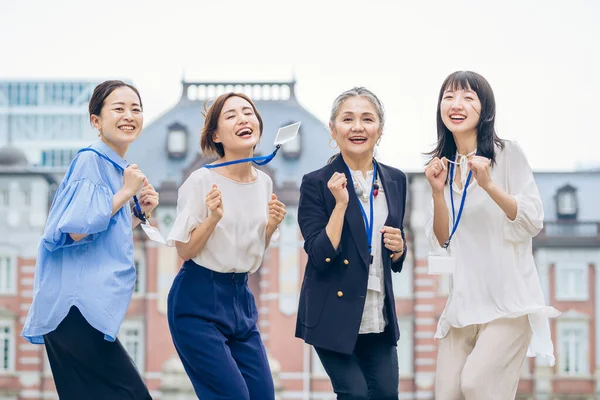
left=77, top=147, right=166, bottom=244
left=428, top=160, right=472, bottom=275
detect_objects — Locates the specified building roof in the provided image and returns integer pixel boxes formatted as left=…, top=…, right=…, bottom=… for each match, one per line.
left=535, top=171, right=600, bottom=221
left=127, top=80, right=335, bottom=188
left=0, top=146, right=28, bottom=166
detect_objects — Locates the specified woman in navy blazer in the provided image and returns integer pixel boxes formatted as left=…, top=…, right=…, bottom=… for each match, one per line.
left=296, top=87, right=408, bottom=400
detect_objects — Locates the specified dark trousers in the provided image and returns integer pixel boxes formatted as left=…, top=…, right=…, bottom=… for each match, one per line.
left=167, top=260, right=275, bottom=400
left=44, top=306, right=152, bottom=400
left=315, top=331, right=399, bottom=400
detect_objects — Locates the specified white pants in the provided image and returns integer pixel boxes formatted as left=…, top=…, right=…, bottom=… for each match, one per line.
left=435, top=316, right=532, bottom=400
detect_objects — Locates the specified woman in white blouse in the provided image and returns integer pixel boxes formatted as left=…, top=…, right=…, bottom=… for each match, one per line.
left=425, top=71, right=560, bottom=400
left=166, top=92, right=286, bottom=400
left=296, top=87, right=408, bottom=400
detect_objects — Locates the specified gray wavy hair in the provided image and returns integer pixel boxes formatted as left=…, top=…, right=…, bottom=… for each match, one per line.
left=329, top=87, right=385, bottom=133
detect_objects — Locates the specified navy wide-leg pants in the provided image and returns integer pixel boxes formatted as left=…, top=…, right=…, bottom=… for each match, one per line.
left=167, top=260, right=275, bottom=400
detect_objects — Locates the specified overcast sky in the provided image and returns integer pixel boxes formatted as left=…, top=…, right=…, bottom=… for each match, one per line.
left=1, top=0, right=598, bottom=172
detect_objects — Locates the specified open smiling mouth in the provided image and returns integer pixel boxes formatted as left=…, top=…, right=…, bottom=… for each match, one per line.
left=118, top=125, right=136, bottom=132
left=349, top=136, right=367, bottom=144
left=236, top=128, right=253, bottom=138
left=449, top=114, right=466, bottom=121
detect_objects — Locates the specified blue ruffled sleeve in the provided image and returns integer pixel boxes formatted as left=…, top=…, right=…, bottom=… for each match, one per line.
left=42, top=178, right=113, bottom=252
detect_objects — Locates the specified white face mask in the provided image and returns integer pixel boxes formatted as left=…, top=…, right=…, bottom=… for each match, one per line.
left=447, top=149, right=476, bottom=187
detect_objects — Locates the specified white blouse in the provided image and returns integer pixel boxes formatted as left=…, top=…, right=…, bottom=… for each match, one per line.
left=350, top=169, right=389, bottom=334
left=426, top=140, right=560, bottom=366
left=167, top=167, right=273, bottom=274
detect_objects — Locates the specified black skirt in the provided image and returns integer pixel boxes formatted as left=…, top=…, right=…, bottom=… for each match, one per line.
left=44, top=306, right=152, bottom=400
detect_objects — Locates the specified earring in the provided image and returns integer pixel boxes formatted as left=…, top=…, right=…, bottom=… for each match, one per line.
left=376, top=137, right=382, bottom=146
left=328, top=138, right=338, bottom=149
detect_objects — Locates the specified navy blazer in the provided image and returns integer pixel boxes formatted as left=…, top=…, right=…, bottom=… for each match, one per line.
left=295, top=154, right=408, bottom=355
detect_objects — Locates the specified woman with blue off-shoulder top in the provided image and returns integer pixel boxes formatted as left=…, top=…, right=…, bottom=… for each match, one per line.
left=22, top=81, right=159, bottom=400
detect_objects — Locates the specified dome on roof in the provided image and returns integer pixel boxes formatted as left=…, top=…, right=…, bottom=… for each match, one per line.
left=0, top=146, right=29, bottom=166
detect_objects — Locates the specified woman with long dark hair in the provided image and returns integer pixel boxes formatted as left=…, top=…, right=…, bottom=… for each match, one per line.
left=425, top=71, right=559, bottom=399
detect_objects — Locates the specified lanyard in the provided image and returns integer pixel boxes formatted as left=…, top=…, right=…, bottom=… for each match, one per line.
left=443, top=157, right=472, bottom=249
left=345, top=161, right=377, bottom=265
left=77, top=148, right=147, bottom=223
left=204, top=145, right=281, bottom=169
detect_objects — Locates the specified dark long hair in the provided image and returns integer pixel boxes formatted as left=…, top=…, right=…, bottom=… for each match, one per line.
left=426, top=71, right=504, bottom=168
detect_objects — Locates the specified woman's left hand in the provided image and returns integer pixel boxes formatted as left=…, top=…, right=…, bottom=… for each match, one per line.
left=468, top=156, right=493, bottom=191
left=139, top=183, right=159, bottom=214
left=267, top=193, right=286, bottom=229
left=381, top=226, right=404, bottom=254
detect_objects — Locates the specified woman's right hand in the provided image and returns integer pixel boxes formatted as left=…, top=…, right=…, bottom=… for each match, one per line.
left=122, top=164, right=147, bottom=197
left=425, top=157, right=449, bottom=195
left=205, top=184, right=223, bottom=221
left=327, top=172, right=349, bottom=206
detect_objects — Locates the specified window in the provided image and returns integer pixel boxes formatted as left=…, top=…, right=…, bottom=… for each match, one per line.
left=278, top=206, right=300, bottom=315
left=555, top=262, right=588, bottom=301
left=0, top=189, right=8, bottom=208
left=167, top=123, right=188, bottom=159
left=0, top=256, right=16, bottom=295
left=133, top=246, right=146, bottom=296
left=397, top=318, right=414, bottom=377
left=558, top=321, right=588, bottom=376
left=558, top=192, right=576, bottom=215
left=119, top=320, right=144, bottom=374
left=0, top=321, right=14, bottom=372
left=392, top=248, right=413, bottom=298
left=311, top=347, right=327, bottom=377
left=555, top=185, right=578, bottom=219
left=40, top=149, right=77, bottom=167
left=22, top=187, right=31, bottom=207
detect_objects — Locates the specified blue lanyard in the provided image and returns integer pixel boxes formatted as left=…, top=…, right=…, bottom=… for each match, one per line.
left=345, top=161, right=377, bottom=264
left=77, top=147, right=146, bottom=222
left=443, top=159, right=472, bottom=248
left=204, top=145, right=281, bottom=169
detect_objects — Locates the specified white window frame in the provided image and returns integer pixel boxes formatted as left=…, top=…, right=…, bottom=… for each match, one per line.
left=555, top=261, right=588, bottom=301
left=392, top=247, right=413, bottom=299
left=168, top=130, right=187, bottom=154
left=0, top=251, right=17, bottom=296
left=397, top=318, right=414, bottom=378
left=0, top=188, right=8, bottom=208
left=557, top=319, right=589, bottom=377
left=278, top=206, right=301, bottom=315
left=557, top=191, right=577, bottom=215
left=0, top=319, right=15, bottom=373
left=132, top=245, right=146, bottom=296
left=119, top=320, right=145, bottom=375
left=310, top=346, right=327, bottom=378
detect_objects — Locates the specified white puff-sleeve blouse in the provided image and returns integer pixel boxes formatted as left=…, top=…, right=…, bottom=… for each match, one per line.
left=167, top=167, right=274, bottom=274
left=425, top=140, right=560, bottom=366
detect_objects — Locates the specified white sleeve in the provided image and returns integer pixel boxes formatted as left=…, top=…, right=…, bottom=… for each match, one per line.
left=166, top=173, right=207, bottom=246
left=425, top=195, right=453, bottom=251
left=502, top=141, right=544, bottom=243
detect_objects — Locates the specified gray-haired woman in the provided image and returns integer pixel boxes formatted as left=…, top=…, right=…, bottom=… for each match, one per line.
left=295, top=87, right=408, bottom=400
